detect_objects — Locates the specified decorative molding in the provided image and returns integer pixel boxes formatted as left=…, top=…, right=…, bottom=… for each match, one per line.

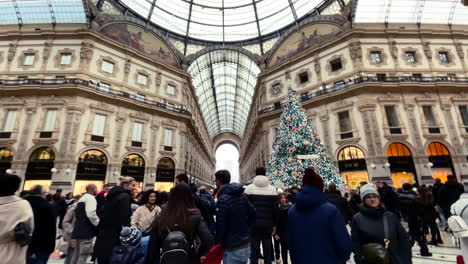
left=401, top=47, right=423, bottom=67
left=97, top=55, right=119, bottom=78
left=164, top=81, right=179, bottom=98
left=455, top=43, right=465, bottom=60
left=17, top=48, right=39, bottom=70
left=422, top=41, right=432, bottom=61
left=82, top=141, right=110, bottom=148
left=325, top=54, right=347, bottom=76
left=134, top=69, right=152, bottom=89
left=434, top=47, right=456, bottom=67
left=53, top=48, right=77, bottom=69
left=79, top=42, right=94, bottom=67
left=7, top=43, right=17, bottom=62
left=294, top=68, right=312, bottom=87
left=389, top=40, right=398, bottom=60
left=348, top=40, right=362, bottom=67
left=270, top=80, right=284, bottom=98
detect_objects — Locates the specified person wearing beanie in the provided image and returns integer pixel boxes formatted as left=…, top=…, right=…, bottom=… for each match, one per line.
left=244, top=167, right=279, bottom=264
left=352, top=183, right=413, bottom=263
left=110, top=226, right=145, bottom=264
left=398, top=183, right=431, bottom=257
left=288, top=168, right=352, bottom=264
left=0, top=174, right=34, bottom=264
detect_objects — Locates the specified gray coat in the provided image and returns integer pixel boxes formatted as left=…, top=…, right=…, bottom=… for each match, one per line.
left=351, top=205, right=412, bottom=264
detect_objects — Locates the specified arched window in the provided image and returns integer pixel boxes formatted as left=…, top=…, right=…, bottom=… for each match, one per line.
left=122, top=154, right=145, bottom=190
left=0, top=147, right=13, bottom=174
left=75, top=149, right=108, bottom=195
left=24, top=147, right=56, bottom=191
left=386, top=143, right=416, bottom=187
left=427, top=142, right=455, bottom=183
left=156, top=157, right=175, bottom=192
left=78, top=149, right=107, bottom=164
left=337, top=146, right=369, bottom=190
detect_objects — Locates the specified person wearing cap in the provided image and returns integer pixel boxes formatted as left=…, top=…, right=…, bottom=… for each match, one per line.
left=450, top=180, right=468, bottom=262
left=288, top=168, right=352, bottom=264
left=110, top=226, right=145, bottom=264
left=0, top=173, right=34, bottom=264
left=352, top=184, right=412, bottom=264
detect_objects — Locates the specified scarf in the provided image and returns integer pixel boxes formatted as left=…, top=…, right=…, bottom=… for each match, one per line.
left=145, top=203, right=156, bottom=212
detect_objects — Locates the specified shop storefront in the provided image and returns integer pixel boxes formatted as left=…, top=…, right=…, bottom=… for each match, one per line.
left=74, top=149, right=107, bottom=194
left=387, top=143, right=417, bottom=188
left=156, top=157, right=175, bottom=192
left=337, top=146, right=370, bottom=189
left=121, top=154, right=145, bottom=192
left=24, top=147, right=55, bottom=191
left=0, top=147, right=13, bottom=174
left=427, top=142, right=455, bottom=183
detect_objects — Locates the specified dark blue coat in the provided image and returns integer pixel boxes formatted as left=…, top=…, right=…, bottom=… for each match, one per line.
left=288, top=185, right=352, bottom=264
left=215, top=183, right=256, bottom=249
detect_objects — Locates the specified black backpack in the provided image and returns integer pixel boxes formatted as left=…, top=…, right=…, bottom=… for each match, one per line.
left=161, top=230, right=191, bottom=264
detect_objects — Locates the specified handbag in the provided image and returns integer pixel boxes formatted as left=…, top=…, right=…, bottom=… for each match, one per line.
left=360, top=214, right=390, bottom=264
left=14, top=222, right=32, bottom=247
left=198, top=245, right=224, bottom=264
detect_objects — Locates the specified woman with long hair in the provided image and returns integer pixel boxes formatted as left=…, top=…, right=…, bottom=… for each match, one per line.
left=352, top=184, right=412, bottom=264
left=145, top=183, right=213, bottom=264
left=94, top=176, right=136, bottom=264
left=132, top=190, right=161, bottom=236
left=417, top=186, right=443, bottom=245
left=274, top=193, right=291, bottom=264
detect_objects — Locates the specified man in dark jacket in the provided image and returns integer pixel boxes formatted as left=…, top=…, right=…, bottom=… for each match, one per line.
left=215, top=170, right=256, bottom=264
left=23, top=185, right=57, bottom=264
left=199, top=186, right=216, bottom=234
left=288, top=168, right=352, bottom=264
left=94, top=184, right=133, bottom=264
left=377, top=181, right=400, bottom=217
left=71, top=184, right=99, bottom=264
left=398, top=183, right=431, bottom=256
left=438, top=175, right=464, bottom=219
left=176, top=173, right=211, bottom=223
left=244, top=167, right=279, bottom=264
left=325, top=183, right=354, bottom=224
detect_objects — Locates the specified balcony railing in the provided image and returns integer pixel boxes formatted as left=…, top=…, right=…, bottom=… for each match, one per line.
left=259, top=75, right=468, bottom=115
left=0, top=78, right=192, bottom=117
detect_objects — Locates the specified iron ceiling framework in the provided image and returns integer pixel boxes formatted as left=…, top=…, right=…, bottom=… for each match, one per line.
left=188, top=49, right=260, bottom=138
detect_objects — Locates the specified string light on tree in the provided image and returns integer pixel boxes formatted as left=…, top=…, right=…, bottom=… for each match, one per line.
left=267, top=87, right=343, bottom=188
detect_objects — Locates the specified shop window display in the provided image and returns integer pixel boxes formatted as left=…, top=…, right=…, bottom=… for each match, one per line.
left=337, top=146, right=369, bottom=189
left=386, top=143, right=416, bottom=188
left=427, top=142, right=455, bottom=183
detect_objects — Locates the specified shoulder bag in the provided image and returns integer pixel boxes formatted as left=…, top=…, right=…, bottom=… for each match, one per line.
left=14, top=222, right=32, bottom=247
left=360, top=214, right=390, bottom=264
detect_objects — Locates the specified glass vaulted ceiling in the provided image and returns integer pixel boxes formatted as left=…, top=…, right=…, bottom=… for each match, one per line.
left=355, top=0, right=468, bottom=25
left=188, top=50, right=260, bottom=138
left=119, top=0, right=324, bottom=42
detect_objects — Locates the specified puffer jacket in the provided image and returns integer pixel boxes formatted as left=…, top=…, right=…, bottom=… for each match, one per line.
left=351, top=205, right=412, bottom=264
left=244, top=175, right=279, bottom=230
left=110, top=245, right=145, bottom=264
left=215, top=183, right=256, bottom=249
left=288, top=185, right=352, bottom=264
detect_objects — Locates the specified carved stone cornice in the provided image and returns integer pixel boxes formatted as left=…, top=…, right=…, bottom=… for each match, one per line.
left=82, top=141, right=110, bottom=148
left=357, top=103, right=376, bottom=112
left=159, top=150, right=176, bottom=157
left=125, top=146, right=147, bottom=152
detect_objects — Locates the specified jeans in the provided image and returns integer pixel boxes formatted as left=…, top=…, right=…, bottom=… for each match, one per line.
left=250, top=230, right=273, bottom=264
left=71, top=238, right=94, bottom=264
left=64, top=246, right=75, bottom=264
left=223, top=246, right=250, bottom=264
left=27, top=251, right=50, bottom=264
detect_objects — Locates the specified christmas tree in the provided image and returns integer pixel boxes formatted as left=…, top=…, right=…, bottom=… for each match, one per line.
left=267, top=87, right=343, bottom=188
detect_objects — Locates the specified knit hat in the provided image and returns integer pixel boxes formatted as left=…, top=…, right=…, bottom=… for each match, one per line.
left=120, top=226, right=142, bottom=247
left=302, top=168, right=324, bottom=191
left=360, top=184, right=380, bottom=200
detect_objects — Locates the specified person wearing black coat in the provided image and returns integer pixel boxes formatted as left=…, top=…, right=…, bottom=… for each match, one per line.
left=94, top=177, right=135, bottom=264
left=23, top=185, right=57, bottom=264
left=377, top=182, right=400, bottom=217
left=244, top=168, right=279, bottom=264
left=325, top=183, right=354, bottom=224
left=352, top=184, right=412, bottom=264
left=274, top=193, right=291, bottom=264
left=438, top=175, right=465, bottom=220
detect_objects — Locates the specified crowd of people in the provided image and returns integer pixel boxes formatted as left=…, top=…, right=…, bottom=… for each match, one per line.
left=1, top=169, right=468, bottom=264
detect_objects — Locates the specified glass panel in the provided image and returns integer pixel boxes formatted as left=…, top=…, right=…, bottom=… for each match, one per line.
left=92, top=114, right=106, bottom=136
left=137, top=74, right=148, bottom=85
left=338, top=111, right=351, bottom=133
left=167, top=84, right=176, bottom=95
left=3, top=110, right=17, bottom=132
left=60, top=54, right=72, bottom=65
left=0, top=147, right=13, bottom=161
left=132, top=122, right=143, bottom=142
left=101, top=60, right=114, bottom=73
left=164, top=128, right=173, bottom=146
left=43, top=110, right=57, bottom=131
left=422, top=105, right=437, bottom=127
left=123, top=154, right=145, bottom=166
left=79, top=149, right=107, bottom=163
left=30, top=147, right=55, bottom=160
left=24, top=55, right=35, bottom=66
left=384, top=105, right=399, bottom=127
left=460, top=105, right=468, bottom=126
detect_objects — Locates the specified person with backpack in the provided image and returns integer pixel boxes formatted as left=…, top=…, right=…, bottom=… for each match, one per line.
left=110, top=226, right=145, bottom=264
left=0, top=173, right=34, bottom=264
left=215, top=169, right=256, bottom=264
left=450, top=181, right=468, bottom=262
left=145, top=183, right=213, bottom=264
left=274, top=193, right=291, bottom=264
left=176, top=174, right=211, bottom=223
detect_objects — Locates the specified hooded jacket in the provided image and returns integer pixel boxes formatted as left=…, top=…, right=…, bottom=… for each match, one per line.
left=215, top=183, right=256, bottom=249
left=94, top=186, right=132, bottom=258
left=438, top=181, right=464, bottom=209
left=244, top=175, right=279, bottom=231
left=352, top=205, right=412, bottom=264
left=288, top=185, right=352, bottom=264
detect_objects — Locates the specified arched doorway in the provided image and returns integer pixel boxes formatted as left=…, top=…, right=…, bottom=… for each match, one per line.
left=122, top=154, right=145, bottom=191
left=24, top=147, right=55, bottom=191
left=216, top=143, right=240, bottom=183
left=337, top=146, right=369, bottom=189
left=156, top=157, right=175, bottom=192
left=74, top=149, right=107, bottom=194
left=0, top=147, right=13, bottom=174
left=427, top=142, right=455, bottom=183
left=387, top=143, right=417, bottom=188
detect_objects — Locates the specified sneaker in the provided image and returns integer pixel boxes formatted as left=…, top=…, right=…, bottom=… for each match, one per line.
left=436, top=239, right=444, bottom=244
left=421, top=252, right=433, bottom=257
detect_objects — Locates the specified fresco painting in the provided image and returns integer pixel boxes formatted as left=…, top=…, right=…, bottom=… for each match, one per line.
left=269, top=23, right=341, bottom=67
left=100, top=23, right=178, bottom=67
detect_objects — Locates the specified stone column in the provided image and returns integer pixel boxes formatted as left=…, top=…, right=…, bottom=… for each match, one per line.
left=319, top=114, right=332, bottom=155
left=441, top=103, right=463, bottom=180
left=15, top=106, right=37, bottom=161
left=112, top=115, right=126, bottom=161
left=404, top=103, right=427, bottom=184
